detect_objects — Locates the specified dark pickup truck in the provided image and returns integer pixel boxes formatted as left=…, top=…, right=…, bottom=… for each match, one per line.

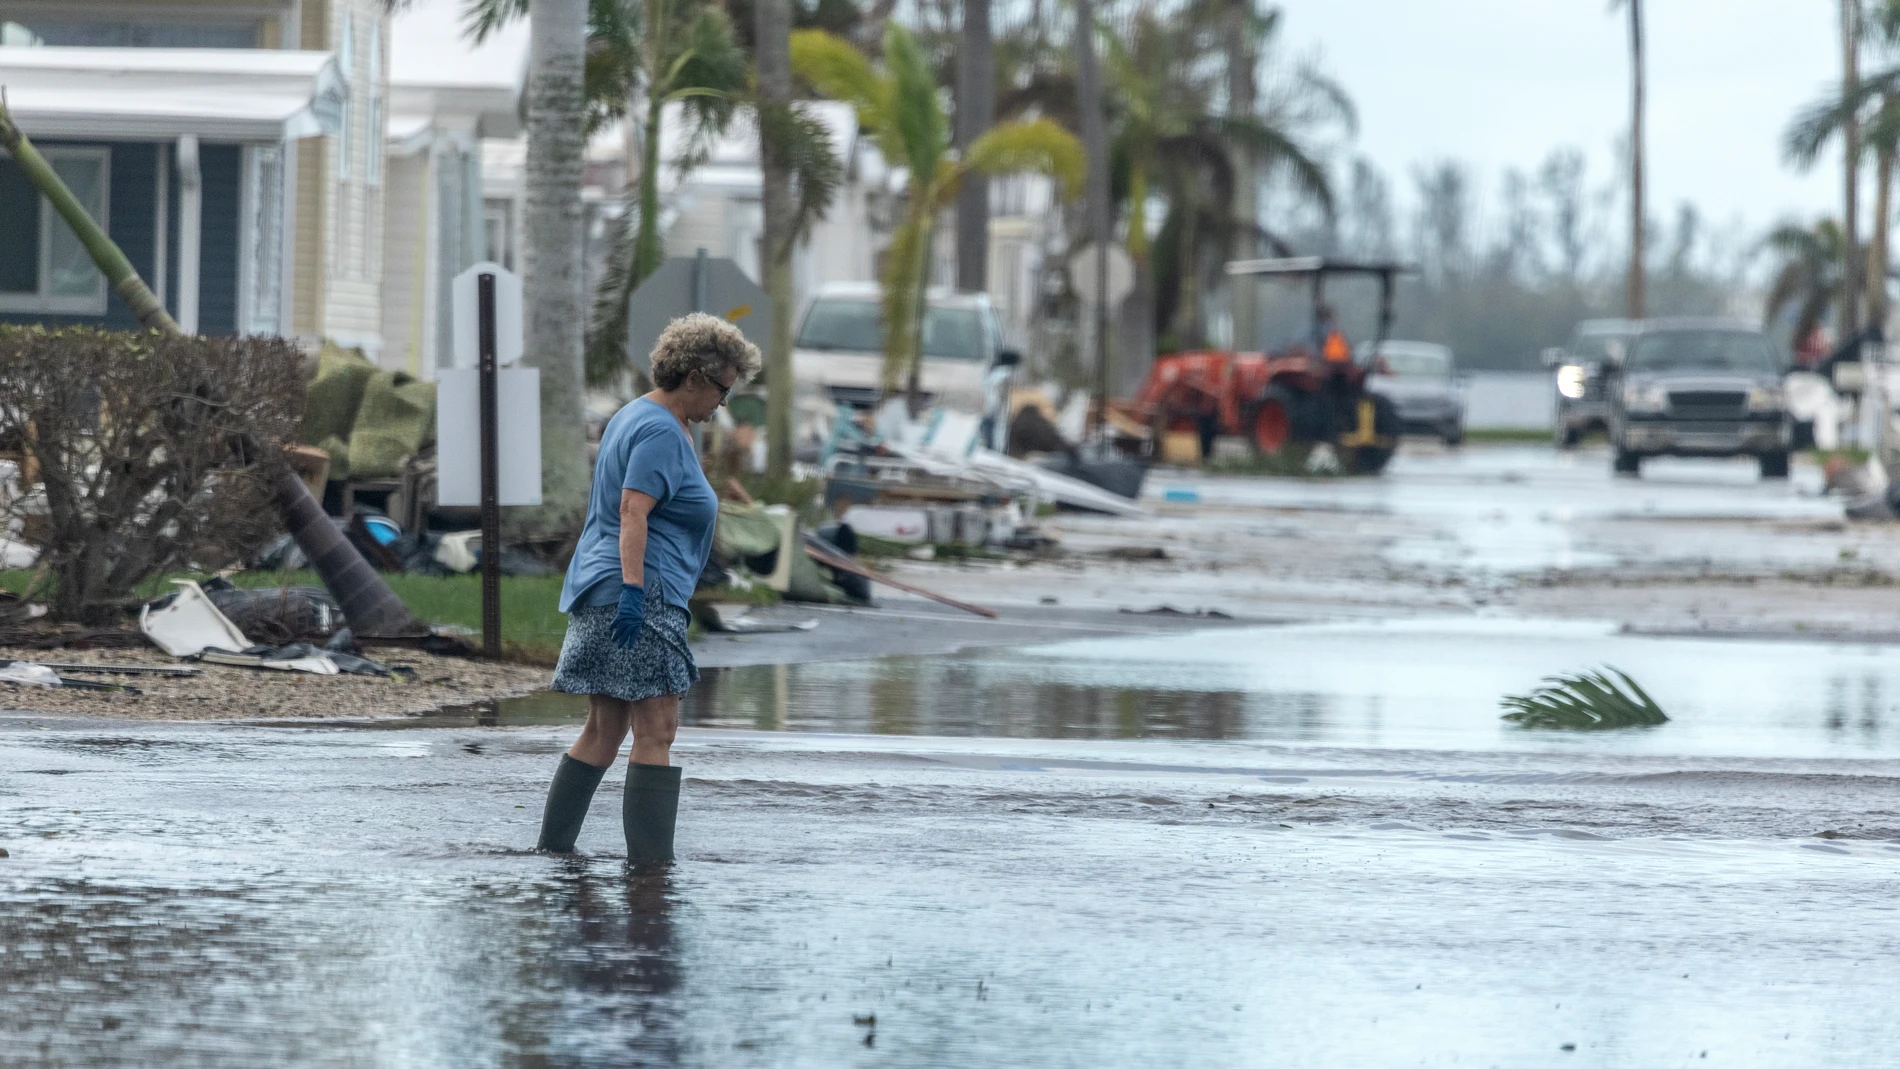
left=1603, top=319, right=1791, bottom=478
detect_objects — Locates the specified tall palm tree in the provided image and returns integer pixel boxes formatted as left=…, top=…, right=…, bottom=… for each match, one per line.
left=1102, top=5, right=1339, bottom=352
left=1611, top=0, right=1646, bottom=319
left=1783, top=1, right=1900, bottom=337
left=792, top=23, right=1084, bottom=411
left=469, top=0, right=748, bottom=388
left=1763, top=219, right=1850, bottom=345
left=754, top=0, right=845, bottom=477
left=522, top=0, right=591, bottom=532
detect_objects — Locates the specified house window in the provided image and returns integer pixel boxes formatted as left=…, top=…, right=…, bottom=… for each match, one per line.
left=248, top=146, right=284, bottom=334
left=0, top=147, right=110, bottom=315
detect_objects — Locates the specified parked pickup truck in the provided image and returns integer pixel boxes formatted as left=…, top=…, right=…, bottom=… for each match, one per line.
left=1603, top=318, right=1791, bottom=479
left=793, top=282, right=1013, bottom=415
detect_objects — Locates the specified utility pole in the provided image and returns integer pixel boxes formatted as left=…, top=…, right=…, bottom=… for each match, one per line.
left=955, top=0, right=995, bottom=295
left=1843, top=0, right=1864, bottom=342
left=1074, top=0, right=1111, bottom=439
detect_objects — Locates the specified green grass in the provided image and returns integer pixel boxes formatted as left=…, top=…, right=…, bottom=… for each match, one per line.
left=1463, top=427, right=1556, bottom=443
left=228, top=570, right=570, bottom=663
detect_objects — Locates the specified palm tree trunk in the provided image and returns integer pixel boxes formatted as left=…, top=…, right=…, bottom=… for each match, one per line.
left=1843, top=0, right=1864, bottom=339
left=954, top=0, right=994, bottom=294
left=522, top=0, right=592, bottom=535
left=1225, top=0, right=1259, bottom=350
left=635, top=89, right=666, bottom=280
left=1871, top=141, right=1893, bottom=332
left=635, top=0, right=669, bottom=283
left=755, top=0, right=797, bottom=478
left=1073, top=0, right=1112, bottom=435
left=0, top=97, right=422, bottom=636
left=1627, top=0, right=1646, bottom=319
left=1176, top=198, right=1201, bottom=348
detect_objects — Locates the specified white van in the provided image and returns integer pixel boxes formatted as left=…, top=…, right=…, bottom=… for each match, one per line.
left=793, top=282, right=1011, bottom=414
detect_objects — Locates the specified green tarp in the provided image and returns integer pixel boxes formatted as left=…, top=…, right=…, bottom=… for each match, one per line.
left=347, top=370, right=436, bottom=480
left=302, top=343, right=375, bottom=479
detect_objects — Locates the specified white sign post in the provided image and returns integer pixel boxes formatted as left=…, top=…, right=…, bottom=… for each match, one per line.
left=440, top=263, right=538, bottom=657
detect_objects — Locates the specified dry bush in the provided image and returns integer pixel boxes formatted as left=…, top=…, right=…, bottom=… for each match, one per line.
left=0, top=326, right=305, bottom=624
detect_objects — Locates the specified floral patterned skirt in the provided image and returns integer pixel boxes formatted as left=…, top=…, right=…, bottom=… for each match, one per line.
left=550, top=583, right=698, bottom=702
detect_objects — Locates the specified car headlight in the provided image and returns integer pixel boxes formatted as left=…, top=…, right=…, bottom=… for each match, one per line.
left=1556, top=365, right=1587, bottom=399
left=1746, top=384, right=1784, bottom=412
left=1622, top=382, right=1668, bottom=413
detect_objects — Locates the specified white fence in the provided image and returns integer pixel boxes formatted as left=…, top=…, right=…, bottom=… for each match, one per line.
left=1463, top=371, right=1555, bottom=430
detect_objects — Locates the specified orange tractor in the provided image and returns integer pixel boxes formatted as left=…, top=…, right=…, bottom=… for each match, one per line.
left=1119, top=257, right=1410, bottom=474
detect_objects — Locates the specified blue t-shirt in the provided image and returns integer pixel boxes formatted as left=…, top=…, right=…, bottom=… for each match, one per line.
left=558, top=397, right=718, bottom=613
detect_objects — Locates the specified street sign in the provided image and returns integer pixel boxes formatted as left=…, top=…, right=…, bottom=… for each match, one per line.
left=1068, top=242, right=1134, bottom=309
left=437, top=368, right=543, bottom=506
left=451, top=261, right=522, bottom=369
left=624, top=249, right=772, bottom=366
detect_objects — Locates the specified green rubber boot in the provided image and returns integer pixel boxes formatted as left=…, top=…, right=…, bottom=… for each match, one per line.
left=624, top=762, right=682, bottom=863
left=536, top=754, right=609, bottom=852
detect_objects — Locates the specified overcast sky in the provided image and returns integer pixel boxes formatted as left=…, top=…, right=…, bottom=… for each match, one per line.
left=1274, top=0, right=1846, bottom=235
left=395, top=0, right=1851, bottom=235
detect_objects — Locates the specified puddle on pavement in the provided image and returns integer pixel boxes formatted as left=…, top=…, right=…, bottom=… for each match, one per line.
left=404, top=617, right=1900, bottom=761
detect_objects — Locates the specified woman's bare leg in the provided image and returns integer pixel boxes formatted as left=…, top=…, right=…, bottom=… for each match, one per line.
left=570, top=694, right=633, bottom=767
left=629, top=694, right=680, bottom=766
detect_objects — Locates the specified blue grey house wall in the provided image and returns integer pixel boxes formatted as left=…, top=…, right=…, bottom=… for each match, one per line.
left=0, top=139, right=242, bottom=335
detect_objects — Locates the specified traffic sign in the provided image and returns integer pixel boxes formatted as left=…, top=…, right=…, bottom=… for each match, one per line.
left=451, top=261, right=522, bottom=369
left=624, top=249, right=772, bottom=367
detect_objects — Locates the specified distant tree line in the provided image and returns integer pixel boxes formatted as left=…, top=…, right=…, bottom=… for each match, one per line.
left=1261, top=150, right=1754, bottom=371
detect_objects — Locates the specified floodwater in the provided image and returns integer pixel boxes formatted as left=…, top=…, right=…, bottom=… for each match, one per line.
left=9, top=613, right=1900, bottom=1066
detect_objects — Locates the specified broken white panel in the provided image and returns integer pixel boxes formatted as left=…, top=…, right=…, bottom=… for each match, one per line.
left=139, top=580, right=251, bottom=657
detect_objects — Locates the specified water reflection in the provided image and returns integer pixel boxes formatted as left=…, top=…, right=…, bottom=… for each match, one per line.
left=682, top=658, right=1264, bottom=740
left=414, top=620, right=1900, bottom=759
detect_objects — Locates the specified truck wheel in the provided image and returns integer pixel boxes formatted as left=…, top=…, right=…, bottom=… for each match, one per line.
left=1555, top=423, right=1580, bottom=449
left=1759, top=451, right=1791, bottom=479
left=1612, top=448, right=1642, bottom=476
left=1442, top=422, right=1464, bottom=447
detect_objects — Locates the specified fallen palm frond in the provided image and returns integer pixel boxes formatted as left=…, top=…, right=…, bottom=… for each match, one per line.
left=1499, top=666, right=1668, bottom=730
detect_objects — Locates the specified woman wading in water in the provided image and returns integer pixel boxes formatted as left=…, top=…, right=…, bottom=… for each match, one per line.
left=536, top=313, right=759, bottom=861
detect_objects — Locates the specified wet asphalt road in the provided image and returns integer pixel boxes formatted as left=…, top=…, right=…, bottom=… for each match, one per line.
left=9, top=445, right=1900, bottom=1066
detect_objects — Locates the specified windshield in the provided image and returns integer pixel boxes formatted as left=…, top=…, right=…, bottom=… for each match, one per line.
left=1568, top=333, right=1629, bottom=364
left=1627, top=331, right=1777, bottom=373
left=796, top=299, right=989, bottom=361
left=1380, top=349, right=1450, bottom=378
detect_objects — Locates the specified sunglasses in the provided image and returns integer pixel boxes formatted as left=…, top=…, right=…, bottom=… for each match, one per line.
left=699, top=369, right=734, bottom=405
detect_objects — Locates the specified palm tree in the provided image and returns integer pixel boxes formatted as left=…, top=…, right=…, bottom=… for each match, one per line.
left=523, top=0, right=591, bottom=533
left=1611, top=0, right=1646, bottom=319
left=1762, top=219, right=1850, bottom=346
left=792, top=23, right=1084, bottom=411
left=468, top=0, right=748, bottom=388
left=1101, top=5, right=1340, bottom=352
left=754, top=0, right=845, bottom=477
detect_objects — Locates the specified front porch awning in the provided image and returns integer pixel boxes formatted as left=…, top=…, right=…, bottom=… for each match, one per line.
left=0, top=47, right=343, bottom=141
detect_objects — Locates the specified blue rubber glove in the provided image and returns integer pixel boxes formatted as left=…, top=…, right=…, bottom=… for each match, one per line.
left=611, top=583, right=647, bottom=649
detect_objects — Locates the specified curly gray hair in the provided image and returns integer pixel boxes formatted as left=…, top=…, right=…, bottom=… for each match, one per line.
left=648, top=313, right=762, bottom=391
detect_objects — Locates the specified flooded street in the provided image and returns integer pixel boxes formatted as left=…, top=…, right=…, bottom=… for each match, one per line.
left=9, top=448, right=1900, bottom=1066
